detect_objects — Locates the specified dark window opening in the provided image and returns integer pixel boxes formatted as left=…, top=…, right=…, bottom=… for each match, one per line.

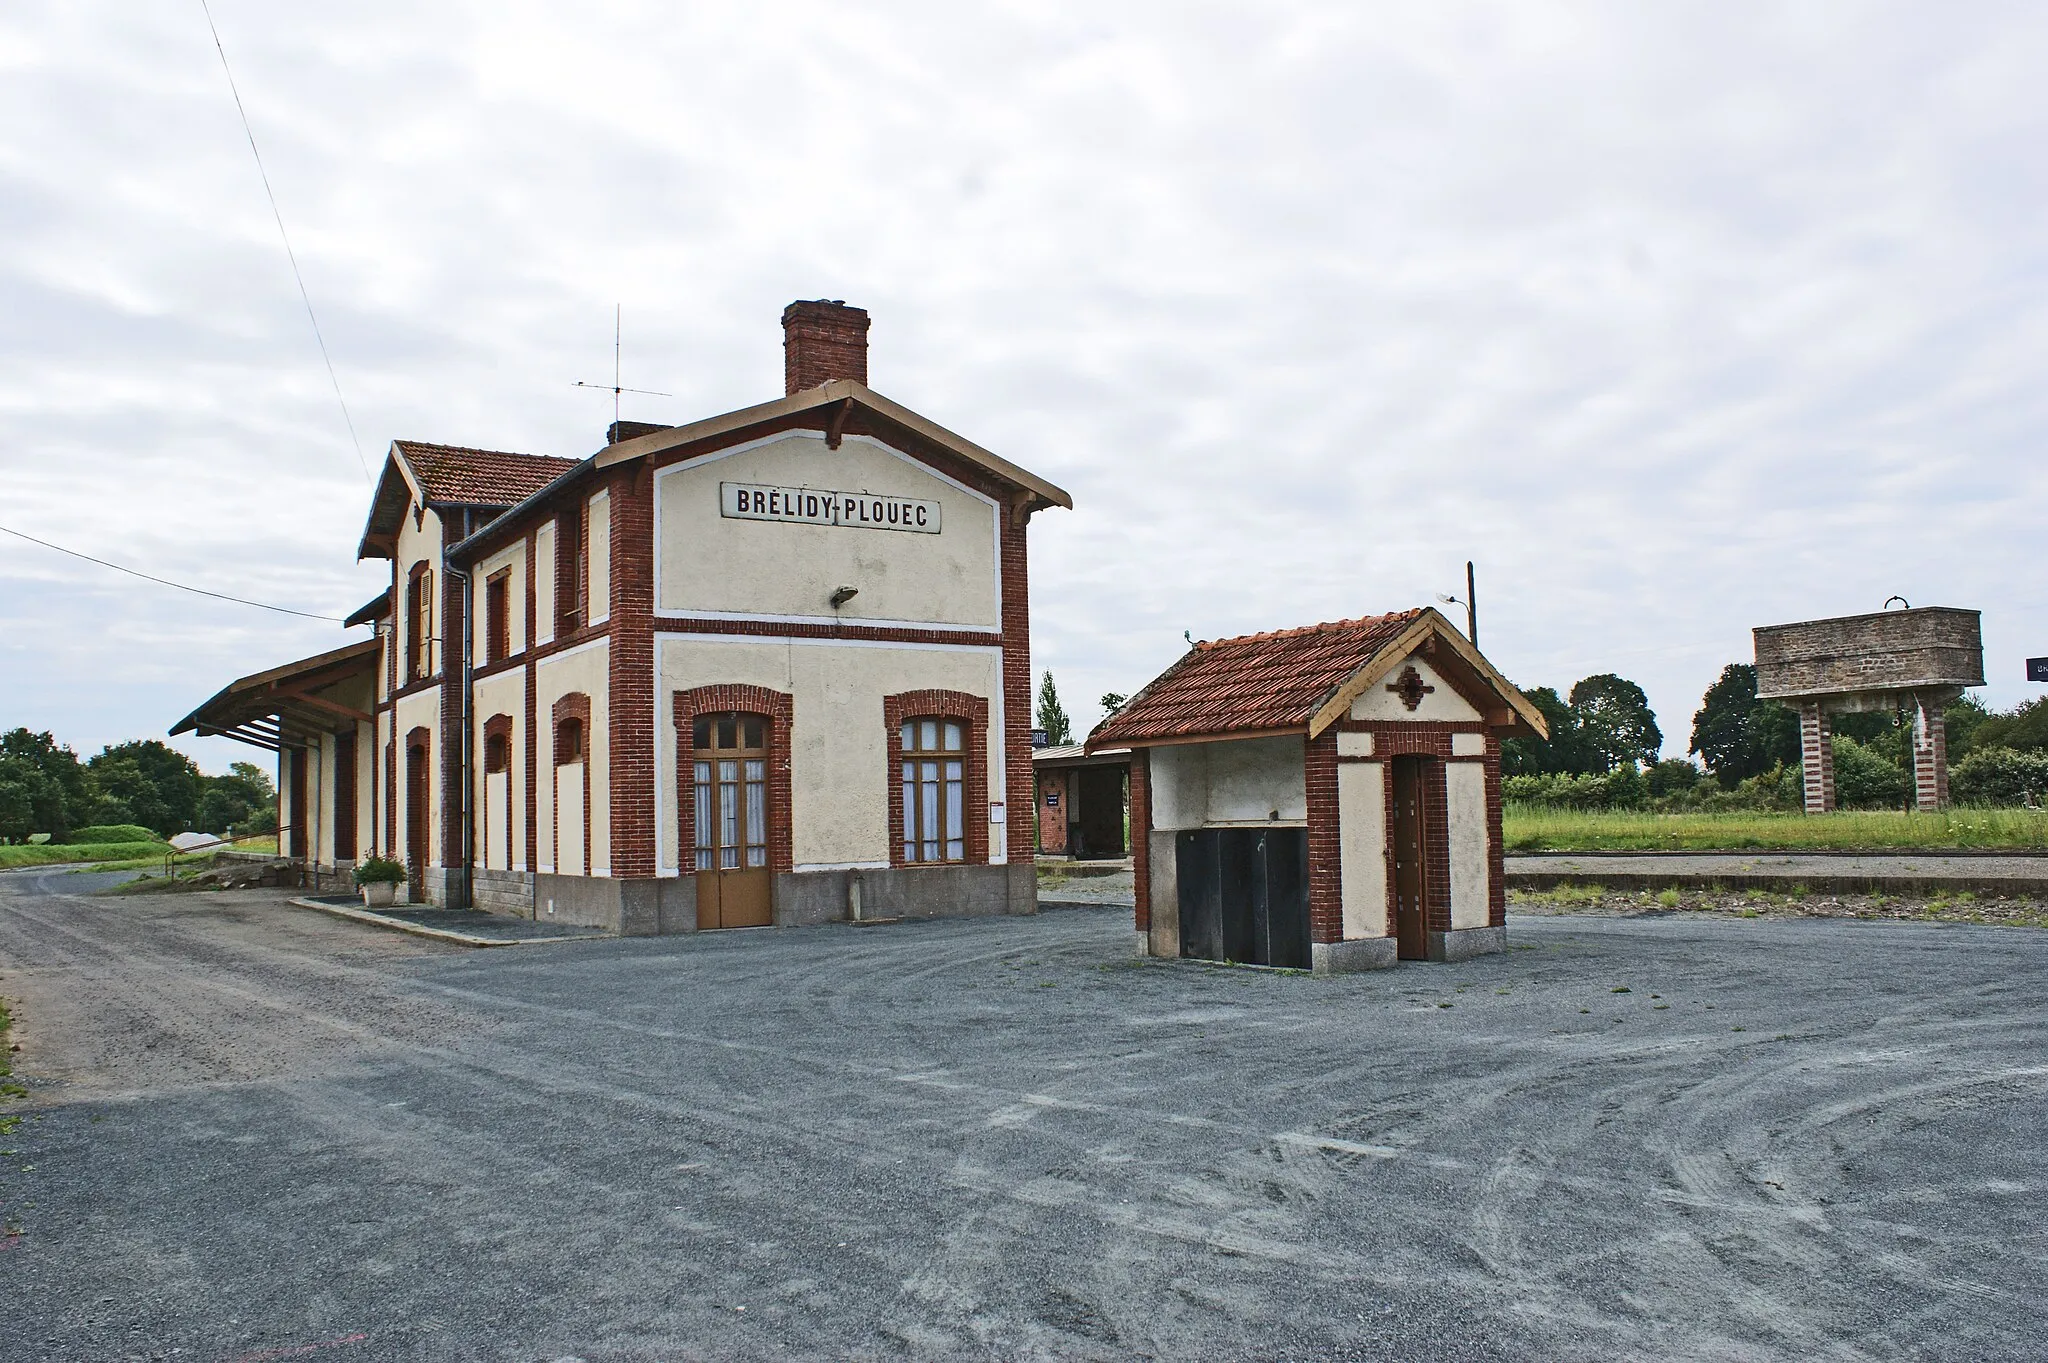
left=556, top=717, right=585, bottom=765
left=485, top=570, right=510, bottom=664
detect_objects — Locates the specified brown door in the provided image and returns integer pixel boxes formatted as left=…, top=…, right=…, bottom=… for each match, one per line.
left=691, top=714, right=773, bottom=929
left=406, top=742, right=429, bottom=904
left=1391, top=756, right=1428, bottom=960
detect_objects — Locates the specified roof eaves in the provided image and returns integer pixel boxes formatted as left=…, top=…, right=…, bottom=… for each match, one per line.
left=594, top=379, right=1074, bottom=510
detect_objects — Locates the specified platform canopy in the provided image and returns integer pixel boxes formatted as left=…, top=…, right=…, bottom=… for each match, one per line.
left=170, top=639, right=378, bottom=753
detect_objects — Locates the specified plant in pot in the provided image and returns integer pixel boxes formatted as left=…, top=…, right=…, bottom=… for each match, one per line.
left=353, top=856, right=408, bottom=908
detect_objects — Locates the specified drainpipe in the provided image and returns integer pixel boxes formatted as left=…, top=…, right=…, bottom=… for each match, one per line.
left=445, top=560, right=474, bottom=909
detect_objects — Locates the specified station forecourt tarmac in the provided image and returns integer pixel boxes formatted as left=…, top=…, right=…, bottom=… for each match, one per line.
left=0, top=867, right=2043, bottom=1361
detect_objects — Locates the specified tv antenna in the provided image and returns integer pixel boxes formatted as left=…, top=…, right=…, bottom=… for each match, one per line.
left=573, top=305, right=671, bottom=427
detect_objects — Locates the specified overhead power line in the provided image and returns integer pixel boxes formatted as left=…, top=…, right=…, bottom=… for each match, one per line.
left=0, top=524, right=346, bottom=622
left=197, top=0, right=371, bottom=484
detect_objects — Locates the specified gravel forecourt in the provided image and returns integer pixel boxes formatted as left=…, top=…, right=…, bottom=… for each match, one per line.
left=1, top=865, right=2044, bottom=1361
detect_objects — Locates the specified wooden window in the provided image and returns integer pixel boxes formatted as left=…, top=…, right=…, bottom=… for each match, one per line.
left=691, top=714, right=767, bottom=872
left=555, top=717, right=585, bottom=765
left=484, top=570, right=510, bottom=665
left=901, top=717, right=967, bottom=863
left=405, top=563, right=433, bottom=683
left=556, top=506, right=586, bottom=636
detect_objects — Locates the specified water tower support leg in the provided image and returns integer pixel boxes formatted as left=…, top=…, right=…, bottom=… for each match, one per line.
left=1800, top=703, right=1836, bottom=813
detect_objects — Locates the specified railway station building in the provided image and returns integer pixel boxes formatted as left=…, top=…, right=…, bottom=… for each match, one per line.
left=176, top=301, right=1072, bottom=932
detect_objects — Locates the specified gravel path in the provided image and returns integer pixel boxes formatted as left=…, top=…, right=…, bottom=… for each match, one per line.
left=2, top=874, right=2044, bottom=1360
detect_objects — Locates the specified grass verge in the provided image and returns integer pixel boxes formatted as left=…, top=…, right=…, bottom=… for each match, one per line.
left=0, top=840, right=168, bottom=870
left=1504, top=806, right=2048, bottom=852
left=1512, top=883, right=2048, bottom=928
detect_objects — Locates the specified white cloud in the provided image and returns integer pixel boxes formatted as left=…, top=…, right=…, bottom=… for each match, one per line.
left=3, top=1, right=2046, bottom=768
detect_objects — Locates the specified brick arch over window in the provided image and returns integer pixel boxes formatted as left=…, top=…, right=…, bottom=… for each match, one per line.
left=482, top=713, right=514, bottom=771
left=550, top=692, right=592, bottom=875
left=481, top=713, right=515, bottom=872
left=885, top=689, right=990, bottom=868
left=552, top=693, right=591, bottom=764
left=672, top=685, right=795, bottom=875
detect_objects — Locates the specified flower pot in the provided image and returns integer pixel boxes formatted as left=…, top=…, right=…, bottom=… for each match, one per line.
left=361, top=881, right=397, bottom=909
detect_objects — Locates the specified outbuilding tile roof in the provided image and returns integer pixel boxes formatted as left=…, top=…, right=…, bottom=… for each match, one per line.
left=395, top=441, right=579, bottom=507
left=1090, top=610, right=1427, bottom=746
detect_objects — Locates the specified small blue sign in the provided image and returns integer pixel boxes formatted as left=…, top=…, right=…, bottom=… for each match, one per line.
left=2028, top=658, right=2048, bottom=683
left=1046, top=792, right=1060, bottom=808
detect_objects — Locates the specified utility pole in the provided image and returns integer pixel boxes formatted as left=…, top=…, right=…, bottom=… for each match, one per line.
left=1438, top=562, right=1479, bottom=646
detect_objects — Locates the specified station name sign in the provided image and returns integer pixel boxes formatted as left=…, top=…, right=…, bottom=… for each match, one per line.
left=720, top=482, right=941, bottom=535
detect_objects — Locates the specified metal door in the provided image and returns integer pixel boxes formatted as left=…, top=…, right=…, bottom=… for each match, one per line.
left=691, top=714, right=772, bottom=929
left=1174, top=827, right=1310, bottom=969
left=1391, top=756, right=1428, bottom=960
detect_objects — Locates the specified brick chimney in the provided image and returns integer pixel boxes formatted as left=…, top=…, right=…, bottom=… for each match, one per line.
left=782, top=299, right=869, bottom=394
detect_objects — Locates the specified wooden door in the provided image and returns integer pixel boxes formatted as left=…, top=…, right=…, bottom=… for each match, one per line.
left=691, top=714, right=772, bottom=929
left=405, top=742, right=429, bottom=903
left=1391, top=756, right=1427, bottom=960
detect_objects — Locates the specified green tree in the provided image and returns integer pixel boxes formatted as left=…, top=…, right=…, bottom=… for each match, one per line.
left=87, top=740, right=203, bottom=836
left=0, top=729, right=91, bottom=839
left=1036, top=671, right=1072, bottom=746
left=1943, top=694, right=1992, bottom=757
left=197, top=761, right=276, bottom=834
left=1689, top=664, right=1801, bottom=788
left=1971, top=698, right=2048, bottom=754
left=1098, top=692, right=1128, bottom=715
left=1569, top=674, right=1662, bottom=772
left=1501, top=685, right=1589, bottom=776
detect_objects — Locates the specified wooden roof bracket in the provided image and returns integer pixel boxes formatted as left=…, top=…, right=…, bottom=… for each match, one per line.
left=825, top=397, right=855, bottom=450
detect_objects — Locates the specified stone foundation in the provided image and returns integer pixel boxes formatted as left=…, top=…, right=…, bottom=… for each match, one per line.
left=1311, top=937, right=1399, bottom=974
left=1427, top=925, right=1506, bottom=962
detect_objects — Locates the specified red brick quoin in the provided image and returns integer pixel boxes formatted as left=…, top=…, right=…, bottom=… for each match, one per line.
left=671, top=685, right=795, bottom=876
left=884, top=690, right=991, bottom=868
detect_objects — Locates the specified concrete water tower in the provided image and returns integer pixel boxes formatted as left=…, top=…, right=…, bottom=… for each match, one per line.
left=1753, top=606, right=1984, bottom=812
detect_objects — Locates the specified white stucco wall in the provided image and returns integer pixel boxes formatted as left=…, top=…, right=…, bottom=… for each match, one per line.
left=655, top=432, right=1001, bottom=630
left=655, top=634, right=1005, bottom=873
left=1147, top=737, right=1306, bottom=829
left=588, top=490, right=611, bottom=626
left=536, top=640, right=609, bottom=875
left=473, top=669, right=526, bottom=872
left=393, top=508, right=446, bottom=679
left=1447, top=761, right=1491, bottom=929
left=1338, top=761, right=1388, bottom=939
left=393, top=687, right=442, bottom=868
left=1349, top=656, right=1483, bottom=724
left=534, top=522, right=556, bottom=646
left=473, top=540, right=528, bottom=659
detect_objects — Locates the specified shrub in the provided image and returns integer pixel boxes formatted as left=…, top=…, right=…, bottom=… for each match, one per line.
left=1830, top=736, right=1909, bottom=810
left=1951, top=747, right=2048, bottom=806
left=352, top=857, right=407, bottom=887
left=64, top=824, right=163, bottom=845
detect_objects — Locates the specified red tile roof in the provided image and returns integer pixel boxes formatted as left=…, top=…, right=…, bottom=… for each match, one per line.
left=1090, top=610, right=1428, bottom=746
left=395, top=441, right=579, bottom=507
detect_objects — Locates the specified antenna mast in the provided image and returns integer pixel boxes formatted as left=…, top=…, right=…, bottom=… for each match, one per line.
left=574, top=304, right=671, bottom=429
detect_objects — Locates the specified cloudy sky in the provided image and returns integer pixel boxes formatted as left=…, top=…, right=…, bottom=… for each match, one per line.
left=5, top=2, right=2047, bottom=774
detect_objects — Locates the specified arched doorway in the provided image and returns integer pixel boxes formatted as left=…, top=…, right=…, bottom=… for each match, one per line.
left=405, top=737, right=430, bottom=903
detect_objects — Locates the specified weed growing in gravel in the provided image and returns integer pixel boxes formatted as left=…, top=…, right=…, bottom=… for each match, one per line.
left=1656, top=889, right=1681, bottom=908
left=0, top=998, right=22, bottom=1100
left=1611, top=986, right=1632, bottom=993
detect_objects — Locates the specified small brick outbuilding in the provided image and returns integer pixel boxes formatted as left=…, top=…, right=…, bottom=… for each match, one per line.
left=1088, top=608, right=1547, bottom=973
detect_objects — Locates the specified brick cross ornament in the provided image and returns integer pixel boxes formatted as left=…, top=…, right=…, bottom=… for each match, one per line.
left=1387, top=664, right=1434, bottom=712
